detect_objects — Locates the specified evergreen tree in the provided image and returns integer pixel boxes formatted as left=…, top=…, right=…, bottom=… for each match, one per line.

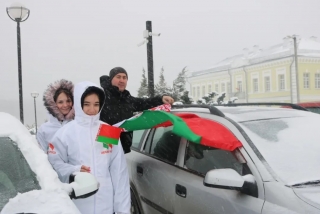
left=205, top=92, right=217, bottom=104
left=202, top=95, right=211, bottom=104
left=155, top=67, right=171, bottom=96
left=172, top=66, right=187, bottom=101
left=197, top=99, right=203, bottom=104
left=208, top=92, right=217, bottom=99
left=180, top=91, right=192, bottom=104
left=137, top=68, right=149, bottom=98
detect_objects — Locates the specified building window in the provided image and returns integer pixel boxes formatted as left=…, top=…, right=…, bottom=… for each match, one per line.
left=221, top=83, right=226, bottom=92
left=303, top=73, right=309, bottom=89
left=215, top=84, right=219, bottom=93
left=237, top=81, right=242, bottom=92
left=208, top=85, right=212, bottom=93
left=264, top=76, right=270, bottom=92
left=278, top=74, right=285, bottom=91
left=227, top=82, right=231, bottom=94
left=202, top=86, right=206, bottom=96
left=316, top=73, right=320, bottom=89
left=192, top=87, right=195, bottom=96
left=253, top=78, right=258, bottom=93
left=197, top=86, right=200, bottom=97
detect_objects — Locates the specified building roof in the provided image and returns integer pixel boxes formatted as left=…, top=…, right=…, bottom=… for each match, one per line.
left=190, top=37, right=320, bottom=77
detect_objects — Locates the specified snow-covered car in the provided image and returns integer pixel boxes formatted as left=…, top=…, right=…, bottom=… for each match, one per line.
left=0, top=112, right=99, bottom=214
left=126, top=104, right=320, bottom=214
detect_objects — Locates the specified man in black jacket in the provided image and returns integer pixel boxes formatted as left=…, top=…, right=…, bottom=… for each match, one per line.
left=100, top=67, right=174, bottom=153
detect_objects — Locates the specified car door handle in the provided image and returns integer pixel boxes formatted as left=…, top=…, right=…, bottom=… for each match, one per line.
left=137, top=166, right=143, bottom=176
left=176, top=184, right=187, bottom=198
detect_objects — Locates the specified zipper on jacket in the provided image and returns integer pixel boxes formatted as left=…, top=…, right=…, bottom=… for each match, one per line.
left=90, top=117, right=97, bottom=214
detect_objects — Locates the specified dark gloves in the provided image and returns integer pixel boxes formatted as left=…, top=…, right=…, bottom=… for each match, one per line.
left=120, top=131, right=133, bottom=154
left=99, top=75, right=111, bottom=90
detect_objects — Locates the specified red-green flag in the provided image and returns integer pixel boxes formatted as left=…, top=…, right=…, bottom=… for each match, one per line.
left=96, top=124, right=122, bottom=148
left=118, top=110, right=242, bottom=151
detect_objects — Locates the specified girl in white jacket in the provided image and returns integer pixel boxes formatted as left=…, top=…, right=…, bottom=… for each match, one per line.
left=48, top=81, right=130, bottom=214
left=37, top=79, right=74, bottom=152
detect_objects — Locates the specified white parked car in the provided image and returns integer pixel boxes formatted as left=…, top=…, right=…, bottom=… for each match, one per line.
left=0, top=112, right=99, bottom=214
left=127, top=104, right=320, bottom=214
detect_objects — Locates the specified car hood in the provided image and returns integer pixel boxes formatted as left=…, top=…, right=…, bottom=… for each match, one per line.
left=1, top=190, right=80, bottom=214
left=293, top=186, right=320, bottom=210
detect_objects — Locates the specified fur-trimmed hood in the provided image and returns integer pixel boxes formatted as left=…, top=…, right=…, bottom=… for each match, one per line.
left=43, top=79, right=75, bottom=121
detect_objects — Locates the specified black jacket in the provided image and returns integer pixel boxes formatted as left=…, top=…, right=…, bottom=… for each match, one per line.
left=99, top=75, right=163, bottom=153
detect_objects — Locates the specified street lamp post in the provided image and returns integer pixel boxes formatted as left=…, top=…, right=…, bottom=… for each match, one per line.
left=6, top=3, right=30, bottom=124
left=31, top=92, right=39, bottom=134
left=286, top=35, right=300, bottom=103
left=137, top=21, right=161, bottom=98
left=292, top=36, right=300, bottom=103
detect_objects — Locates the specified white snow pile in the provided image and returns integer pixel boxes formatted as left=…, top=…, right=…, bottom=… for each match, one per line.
left=0, top=112, right=79, bottom=214
left=173, top=101, right=184, bottom=105
left=0, top=113, right=65, bottom=192
left=3, top=190, right=79, bottom=214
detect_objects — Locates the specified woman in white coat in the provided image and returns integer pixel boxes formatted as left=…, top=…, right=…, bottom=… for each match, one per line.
left=37, top=79, right=74, bottom=152
left=48, top=81, right=130, bottom=214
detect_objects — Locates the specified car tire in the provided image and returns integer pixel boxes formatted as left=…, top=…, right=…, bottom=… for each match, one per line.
left=131, top=189, right=141, bottom=214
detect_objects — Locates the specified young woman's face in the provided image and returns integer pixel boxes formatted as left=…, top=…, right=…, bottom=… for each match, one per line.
left=56, top=92, right=73, bottom=116
left=83, top=93, right=100, bottom=116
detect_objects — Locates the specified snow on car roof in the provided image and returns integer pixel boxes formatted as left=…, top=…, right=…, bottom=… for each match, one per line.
left=217, top=106, right=313, bottom=122
left=172, top=106, right=313, bottom=122
left=0, top=112, right=66, bottom=192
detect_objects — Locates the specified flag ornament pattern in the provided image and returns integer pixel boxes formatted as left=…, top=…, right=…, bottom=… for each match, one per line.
left=96, top=124, right=123, bottom=148
left=150, top=104, right=171, bottom=112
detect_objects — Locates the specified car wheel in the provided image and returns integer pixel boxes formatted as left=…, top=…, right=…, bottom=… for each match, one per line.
left=131, top=189, right=141, bottom=214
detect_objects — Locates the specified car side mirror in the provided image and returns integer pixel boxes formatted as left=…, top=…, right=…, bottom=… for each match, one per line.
left=204, top=169, right=258, bottom=197
left=69, top=172, right=99, bottom=199
left=203, top=168, right=244, bottom=190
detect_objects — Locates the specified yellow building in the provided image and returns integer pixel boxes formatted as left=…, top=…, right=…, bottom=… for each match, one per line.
left=188, top=37, right=320, bottom=104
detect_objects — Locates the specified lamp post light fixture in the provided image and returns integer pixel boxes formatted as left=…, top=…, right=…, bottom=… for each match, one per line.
left=31, top=92, right=39, bottom=134
left=6, top=3, right=30, bottom=124
left=137, top=21, right=161, bottom=98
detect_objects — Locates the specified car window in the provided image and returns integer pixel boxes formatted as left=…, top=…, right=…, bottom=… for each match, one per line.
left=306, top=107, right=320, bottom=114
left=144, top=126, right=181, bottom=164
left=132, top=130, right=145, bottom=149
left=0, top=137, right=40, bottom=210
left=184, top=142, right=245, bottom=176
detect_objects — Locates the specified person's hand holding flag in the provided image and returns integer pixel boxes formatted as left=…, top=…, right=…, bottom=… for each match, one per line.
left=162, top=96, right=174, bottom=105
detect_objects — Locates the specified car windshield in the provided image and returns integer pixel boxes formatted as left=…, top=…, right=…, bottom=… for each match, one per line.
left=0, top=137, right=40, bottom=210
left=240, top=116, right=320, bottom=186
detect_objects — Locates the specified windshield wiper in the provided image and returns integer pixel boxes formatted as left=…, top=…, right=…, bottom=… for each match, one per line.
left=288, top=180, right=320, bottom=187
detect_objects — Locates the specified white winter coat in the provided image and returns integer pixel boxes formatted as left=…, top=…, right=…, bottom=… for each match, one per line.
left=37, top=113, right=70, bottom=151
left=48, top=81, right=130, bottom=214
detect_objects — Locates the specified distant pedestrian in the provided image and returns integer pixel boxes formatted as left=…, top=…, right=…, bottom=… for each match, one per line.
left=100, top=67, right=174, bottom=153
left=37, top=79, right=74, bottom=152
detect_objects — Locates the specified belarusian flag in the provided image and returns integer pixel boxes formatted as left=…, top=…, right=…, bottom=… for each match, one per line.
left=96, top=124, right=122, bottom=148
left=118, top=110, right=242, bottom=151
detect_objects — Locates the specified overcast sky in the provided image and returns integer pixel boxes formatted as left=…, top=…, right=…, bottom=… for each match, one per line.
left=1, top=0, right=320, bottom=125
